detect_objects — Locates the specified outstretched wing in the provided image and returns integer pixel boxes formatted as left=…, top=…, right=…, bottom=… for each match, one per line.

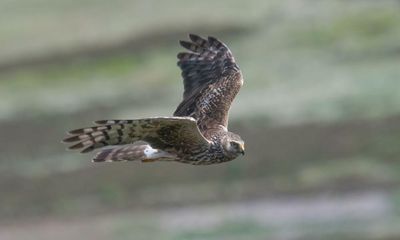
left=63, top=117, right=209, bottom=153
left=174, top=34, right=243, bottom=130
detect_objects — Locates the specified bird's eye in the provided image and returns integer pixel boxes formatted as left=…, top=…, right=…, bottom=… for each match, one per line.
left=230, top=142, right=238, bottom=148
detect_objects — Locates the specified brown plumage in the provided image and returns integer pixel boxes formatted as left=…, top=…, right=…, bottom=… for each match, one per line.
left=63, top=34, right=244, bottom=165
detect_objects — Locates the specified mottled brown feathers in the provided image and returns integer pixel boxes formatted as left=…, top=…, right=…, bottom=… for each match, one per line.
left=63, top=34, right=244, bottom=165
left=176, top=34, right=239, bottom=101
left=93, top=145, right=148, bottom=162
left=175, top=34, right=243, bottom=130
left=63, top=117, right=209, bottom=154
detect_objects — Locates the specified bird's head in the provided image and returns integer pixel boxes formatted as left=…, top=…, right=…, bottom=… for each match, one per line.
left=222, top=133, right=245, bottom=158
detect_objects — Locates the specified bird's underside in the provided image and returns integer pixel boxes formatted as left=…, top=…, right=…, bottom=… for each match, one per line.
left=63, top=34, right=245, bottom=165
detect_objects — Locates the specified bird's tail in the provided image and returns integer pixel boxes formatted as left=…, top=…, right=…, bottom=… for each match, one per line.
left=63, top=119, right=148, bottom=153
left=92, top=144, right=176, bottom=162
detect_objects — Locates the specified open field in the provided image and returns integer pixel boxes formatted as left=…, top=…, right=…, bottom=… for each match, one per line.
left=1, top=0, right=400, bottom=239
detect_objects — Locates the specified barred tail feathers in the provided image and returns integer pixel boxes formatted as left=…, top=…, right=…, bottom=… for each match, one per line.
left=63, top=117, right=196, bottom=153
left=63, top=119, right=158, bottom=153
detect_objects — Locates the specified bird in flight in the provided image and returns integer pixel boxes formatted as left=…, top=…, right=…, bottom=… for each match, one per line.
left=63, top=34, right=244, bottom=165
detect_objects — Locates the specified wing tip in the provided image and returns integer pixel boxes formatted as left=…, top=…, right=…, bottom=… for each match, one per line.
left=67, top=142, right=84, bottom=150
left=80, top=146, right=94, bottom=153
left=188, top=33, right=200, bottom=41
left=177, top=52, right=185, bottom=59
left=94, top=120, right=108, bottom=125
left=63, top=135, right=84, bottom=143
left=179, top=40, right=189, bottom=48
left=68, top=128, right=88, bottom=135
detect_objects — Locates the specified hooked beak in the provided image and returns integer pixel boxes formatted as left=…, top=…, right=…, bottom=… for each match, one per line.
left=239, top=144, right=245, bottom=155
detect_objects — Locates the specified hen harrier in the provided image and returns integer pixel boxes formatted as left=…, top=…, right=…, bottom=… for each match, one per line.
left=63, top=34, right=244, bottom=165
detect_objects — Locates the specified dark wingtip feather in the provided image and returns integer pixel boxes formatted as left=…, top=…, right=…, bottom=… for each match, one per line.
left=68, top=128, right=86, bottom=135
left=68, top=142, right=86, bottom=150
left=177, top=52, right=185, bottom=59
left=188, top=33, right=200, bottom=41
left=81, top=146, right=94, bottom=153
left=207, top=36, right=227, bottom=50
left=63, top=135, right=81, bottom=143
left=65, top=147, right=75, bottom=151
left=208, top=36, right=220, bottom=46
left=208, top=36, right=222, bottom=45
left=94, top=120, right=108, bottom=125
left=207, top=36, right=217, bottom=42
left=179, top=40, right=192, bottom=50
left=189, top=34, right=208, bottom=47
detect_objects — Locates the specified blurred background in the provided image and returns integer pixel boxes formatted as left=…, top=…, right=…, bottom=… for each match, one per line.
left=1, top=0, right=400, bottom=239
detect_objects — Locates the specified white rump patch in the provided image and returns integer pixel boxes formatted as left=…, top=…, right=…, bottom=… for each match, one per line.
left=143, top=145, right=176, bottom=160
left=144, top=145, right=159, bottom=158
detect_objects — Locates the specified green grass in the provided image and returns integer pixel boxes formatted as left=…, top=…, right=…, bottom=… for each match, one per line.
left=0, top=0, right=270, bottom=63
left=1, top=1, right=400, bottom=239
left=174, top=221, right=270, bottom=240
left=1, top=0, right=400, bottom=123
